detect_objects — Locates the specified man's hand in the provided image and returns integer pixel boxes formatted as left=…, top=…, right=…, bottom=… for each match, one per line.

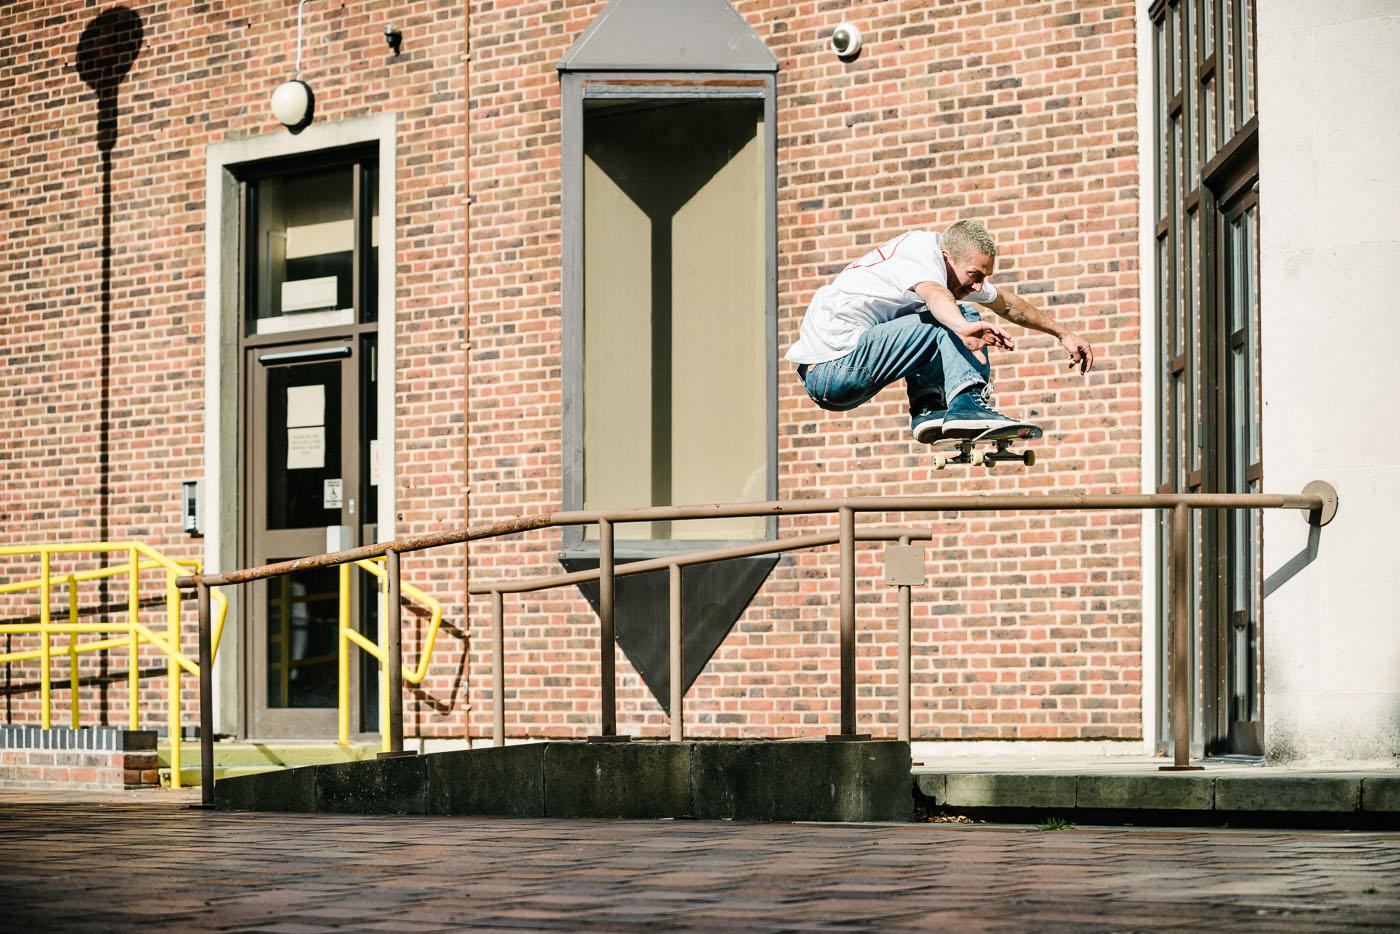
left=957, top=319, right=1015, bottom=355
left=1060, top=332, right=1094, bottom=374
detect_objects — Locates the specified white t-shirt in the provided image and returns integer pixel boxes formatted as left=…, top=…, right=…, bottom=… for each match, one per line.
left=785, top=230, right=998, bottom=365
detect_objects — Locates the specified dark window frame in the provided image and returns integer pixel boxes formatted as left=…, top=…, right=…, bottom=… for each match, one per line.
left=1152, top=0, right=1261, bottom=757
left=557, top=72, right=779, bottom=556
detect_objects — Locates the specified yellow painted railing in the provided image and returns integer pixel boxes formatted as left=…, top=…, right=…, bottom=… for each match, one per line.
left=2, top=543, right=445, bottom=783
left=0, top=543, right=229, bottom=788
left=338, top=558, right=444, bottom=753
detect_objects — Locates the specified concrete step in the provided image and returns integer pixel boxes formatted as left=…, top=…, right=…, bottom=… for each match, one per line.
left=157, top=740, right=380, bottom=770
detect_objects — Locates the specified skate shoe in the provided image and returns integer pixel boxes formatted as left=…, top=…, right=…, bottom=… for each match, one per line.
left=942, top=385, right=1038, bottom=439
left=910, top=392, right=947, bottom=444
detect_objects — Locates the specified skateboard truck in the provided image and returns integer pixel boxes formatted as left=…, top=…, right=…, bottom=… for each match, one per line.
left=931, top=436, right=1037, bottom=471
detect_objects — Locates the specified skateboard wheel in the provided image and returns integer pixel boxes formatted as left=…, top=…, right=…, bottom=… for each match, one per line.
left=970, top=450, right=985, bottom=467
left=1023, top=450, right=1036, bottom=467
left=933, top=455, right=947, bottom=470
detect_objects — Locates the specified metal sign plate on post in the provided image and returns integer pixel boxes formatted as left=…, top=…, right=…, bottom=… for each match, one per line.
left=883, top=544, right=925, bottom=586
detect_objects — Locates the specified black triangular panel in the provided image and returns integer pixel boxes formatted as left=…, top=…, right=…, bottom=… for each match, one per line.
left=560, top=555, right=778, bottom=715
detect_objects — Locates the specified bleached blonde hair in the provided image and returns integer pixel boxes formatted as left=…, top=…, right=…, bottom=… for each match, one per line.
left=941, top=219, right=998, bottom=260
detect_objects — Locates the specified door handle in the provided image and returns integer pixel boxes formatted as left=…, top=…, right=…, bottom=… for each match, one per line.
left=259, top=345, right=352, bottom=365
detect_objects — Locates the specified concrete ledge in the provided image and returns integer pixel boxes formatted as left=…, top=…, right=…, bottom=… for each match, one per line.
left=216, top=740, right=911, bottom=822
left=691, top=740, right=913, bottom=822
left=917, top=763, right=1398, bottom=825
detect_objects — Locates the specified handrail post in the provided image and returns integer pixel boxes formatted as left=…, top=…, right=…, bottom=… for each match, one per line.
left=594, top=518, right=621, bottom=740
left=166, top=569, right=182, bottom=790
left=197, top=581, right=215, bottom=806
left=337, top=562, right=350, bottom=747
left=1161, top=502, right=1203, bottom=771
left=834, top=506, right=859, bottom=738
left=492, top=590, right=505, bottom=747
left=128, top=547, right=140, bottom=731
left=68, top=574, right=80, bottom=730
left=383, top=549, right=405, bottom=755
left=39, top=550, right=52, bottom=730
left=668, top=563, right=683, bottom=743
left=898, top=535, right=912, bottom=745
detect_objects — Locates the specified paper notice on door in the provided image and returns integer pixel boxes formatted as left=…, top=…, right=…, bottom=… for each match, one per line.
left=323, top=478, right=343, bottom=509
left=369, top=439, right=379, bottom=487
left=286, top=384, right=325, bottom=429
left=287, top=426, right=325, bottom=469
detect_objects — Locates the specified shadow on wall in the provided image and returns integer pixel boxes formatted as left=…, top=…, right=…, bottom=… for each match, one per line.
left=75, top=7, right=144, bottom=724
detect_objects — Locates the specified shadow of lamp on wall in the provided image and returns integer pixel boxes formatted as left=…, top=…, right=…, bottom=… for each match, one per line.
left=76, top=7, right=143, bottom=724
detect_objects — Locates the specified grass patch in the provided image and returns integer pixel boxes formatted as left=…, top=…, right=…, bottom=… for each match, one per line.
left=1037, top=816, right=1075, bottom=831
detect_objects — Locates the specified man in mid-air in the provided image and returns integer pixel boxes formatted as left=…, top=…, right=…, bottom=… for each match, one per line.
left=785, top=219, right=1094, bottom=444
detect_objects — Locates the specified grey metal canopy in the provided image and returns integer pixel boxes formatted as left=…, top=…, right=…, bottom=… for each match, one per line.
left=558, top=0, right=778, bottom=73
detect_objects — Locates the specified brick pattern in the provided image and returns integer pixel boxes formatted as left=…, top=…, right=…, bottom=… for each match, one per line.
left=1, top=1, right=1143, bottom=745
left=465, top=0, right=1142, bottom=741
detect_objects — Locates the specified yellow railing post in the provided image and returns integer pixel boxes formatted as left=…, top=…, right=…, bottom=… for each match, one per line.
left=39, top=550, right=52, bottom=730
left=128, top=547, right=140, bottom=731
left=379, top=572, right=390, bottom=754
left=338, top=562, right=351, bottom=746
left=166, top=569, right=183, bottom=790
left=68, top=574, right=79, bottom=730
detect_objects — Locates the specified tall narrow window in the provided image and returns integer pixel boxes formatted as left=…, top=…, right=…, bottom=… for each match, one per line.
left=559, top=0, right=778, bottom=548
left=582, top=97, right=768, bottom=540
left=1152, top=0, right=1261, bottom=755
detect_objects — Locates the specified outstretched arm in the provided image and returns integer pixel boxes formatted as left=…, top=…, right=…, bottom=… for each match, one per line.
left=914, top=281, right=1016, bottom=354
left=985, top=287, right=1094, bottom=374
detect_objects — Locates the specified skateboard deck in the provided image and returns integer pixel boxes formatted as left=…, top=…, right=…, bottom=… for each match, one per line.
left=927, top=424, right=1042, bottom=470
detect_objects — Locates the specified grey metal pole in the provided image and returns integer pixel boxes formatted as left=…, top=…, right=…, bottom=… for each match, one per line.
left=598, top=518, right=617, bottom=738
left=839, top=506, right=855, bottom=737
left=669, top=563, right=682, bottom=743
left=385, top=549, right=404, bottom=754
left=196, top=582, right=214, bottom=806
left=492, top=589, right=505, bottom=747
left=1161, top=503, right=1202, bottom=771
left=898, top=535, right=912, bottom=744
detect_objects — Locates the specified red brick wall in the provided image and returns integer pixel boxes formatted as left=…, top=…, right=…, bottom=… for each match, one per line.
left=1, top=0, right=1142, bottom=745
left=464, top=0, right=1143, bottom=743
left=0, top=1, right=470, bottom=734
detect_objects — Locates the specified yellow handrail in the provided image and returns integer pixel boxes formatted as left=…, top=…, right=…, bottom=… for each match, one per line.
left=0, top=543, right=228, bottom=789
left=336, top=557, right=444, bottom=751
left=4, top=540, right=442, bottom=779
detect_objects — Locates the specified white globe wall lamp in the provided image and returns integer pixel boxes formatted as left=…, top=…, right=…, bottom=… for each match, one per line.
left=271, top=0, right=322, bottom=131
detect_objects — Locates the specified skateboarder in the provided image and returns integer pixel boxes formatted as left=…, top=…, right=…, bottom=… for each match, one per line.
left=785, top=220, right=1094, bottom=444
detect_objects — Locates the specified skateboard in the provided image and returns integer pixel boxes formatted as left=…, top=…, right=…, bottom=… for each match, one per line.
left=927, top=424, right=1042, bottom=470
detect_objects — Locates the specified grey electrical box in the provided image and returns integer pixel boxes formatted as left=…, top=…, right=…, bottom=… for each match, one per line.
left=181, top=481, right=202, bottom=536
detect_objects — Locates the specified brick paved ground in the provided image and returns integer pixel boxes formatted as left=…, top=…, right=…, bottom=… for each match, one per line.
left=1, top=790, right=1398, bottom=932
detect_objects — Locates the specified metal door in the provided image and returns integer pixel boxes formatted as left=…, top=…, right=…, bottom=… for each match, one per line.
left=245, top=340, right=361, bottom=738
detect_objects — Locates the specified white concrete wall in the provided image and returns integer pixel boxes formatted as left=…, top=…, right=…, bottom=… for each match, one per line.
left=1259, top=1, right=1400, bottom=764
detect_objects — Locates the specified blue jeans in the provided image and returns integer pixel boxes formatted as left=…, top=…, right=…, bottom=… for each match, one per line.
left=798, top=304, right=991, bottom=413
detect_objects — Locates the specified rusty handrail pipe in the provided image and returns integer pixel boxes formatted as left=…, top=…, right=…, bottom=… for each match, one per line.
left=468, top=526, right=935, bottom=595
left=186, top=485, right=1337, bottom=805
left=176, top=491, right=1326, bottom=589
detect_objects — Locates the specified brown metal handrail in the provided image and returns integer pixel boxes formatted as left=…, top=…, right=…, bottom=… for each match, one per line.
left=179, top=484, right=1338, bottom=806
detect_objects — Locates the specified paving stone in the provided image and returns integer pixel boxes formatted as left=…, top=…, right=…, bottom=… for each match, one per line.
left=1075, top=773, right=1213, bottom=810
left=1215, top=776, right=1361, bottom=813
left=544, top=741, right=691, bottom=819
left=214, top=764, right=317, bottom=813
left=941, top=772, right=1076, bottom=809
left=690, top=740, right=912, bottom=822
left=425, top=743, right=545, bottom=817
left=312, top=755, right=429, bottom=815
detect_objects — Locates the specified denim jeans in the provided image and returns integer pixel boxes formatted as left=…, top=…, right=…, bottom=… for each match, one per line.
left=798, top=304, right=991, bottom=413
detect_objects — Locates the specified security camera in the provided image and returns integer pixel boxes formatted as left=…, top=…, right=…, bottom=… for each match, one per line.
left=831, top=22, right=863, bottom=59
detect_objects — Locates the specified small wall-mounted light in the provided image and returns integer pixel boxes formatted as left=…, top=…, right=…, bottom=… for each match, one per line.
left=272, top=0, right=322, bottom=132
left=831, top=22, right=863, bottom=60
left=271, top=79, right=314, bottom=130
left=181, top=480, right=203, bottom=536
left=384, top=24, right=403, bottom=55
